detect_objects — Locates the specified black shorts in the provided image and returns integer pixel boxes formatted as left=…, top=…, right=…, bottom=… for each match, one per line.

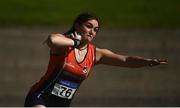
left=24, top=92, right=72, bottom=107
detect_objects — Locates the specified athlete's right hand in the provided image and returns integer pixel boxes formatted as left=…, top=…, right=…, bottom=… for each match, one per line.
left=70, top=32, right=82, bottom=47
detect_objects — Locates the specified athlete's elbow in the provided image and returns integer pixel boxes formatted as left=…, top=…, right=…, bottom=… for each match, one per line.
left=45, top=34, right=57, bottom=48
left=49, top=34, right=57, bottom=44
left=48, top=34, right=62, bottom=45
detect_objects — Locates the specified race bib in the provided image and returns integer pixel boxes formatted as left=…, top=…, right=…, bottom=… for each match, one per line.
left=51, top=79, right=79, bottom=99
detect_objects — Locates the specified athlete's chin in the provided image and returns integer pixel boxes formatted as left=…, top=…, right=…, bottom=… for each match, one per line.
left=87, top=38, right=93, bottom=43
left=83, top=37, right=93, bottom=43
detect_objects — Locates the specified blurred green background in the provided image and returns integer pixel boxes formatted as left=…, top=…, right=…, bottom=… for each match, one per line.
left=0, top=0, right=180, bottom=27
left=0, top=0, right=180, bottom=107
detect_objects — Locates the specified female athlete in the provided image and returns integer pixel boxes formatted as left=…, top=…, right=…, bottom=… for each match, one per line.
left=24, top=12, right=167, bottom=107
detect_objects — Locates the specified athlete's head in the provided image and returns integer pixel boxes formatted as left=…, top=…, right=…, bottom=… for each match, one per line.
left=65, top=12, right=100, bottom=43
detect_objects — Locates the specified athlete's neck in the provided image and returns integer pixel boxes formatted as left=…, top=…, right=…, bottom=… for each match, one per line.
left=77, top=44, right=88, bottom=51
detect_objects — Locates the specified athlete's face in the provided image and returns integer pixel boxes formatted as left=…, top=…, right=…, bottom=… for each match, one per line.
left=76, top=19, right=99, bottom=43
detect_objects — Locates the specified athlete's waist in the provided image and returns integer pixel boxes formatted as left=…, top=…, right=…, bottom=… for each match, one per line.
left=60, top=70, right=85, bottom=83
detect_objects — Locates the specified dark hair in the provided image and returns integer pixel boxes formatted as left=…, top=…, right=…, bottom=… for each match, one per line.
left=64, top=12, right=99, bottom=35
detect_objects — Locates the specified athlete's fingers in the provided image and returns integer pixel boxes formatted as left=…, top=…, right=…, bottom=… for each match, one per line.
left=158, top=59, right=168, bottom=64
left=70, top=33, right=75, bottom=38
left=151, top=59, right=160, bottom=66
left=149, top=59, right=168, bottom=67
left=73, top=32, right=82, bottom=41
left=74, top=32, right=78, bottom=37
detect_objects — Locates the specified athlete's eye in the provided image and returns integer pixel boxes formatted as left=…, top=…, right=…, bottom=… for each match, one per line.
left=94, top=27, right=99, bottom=32
left=85, top=24, right=92, bottom=29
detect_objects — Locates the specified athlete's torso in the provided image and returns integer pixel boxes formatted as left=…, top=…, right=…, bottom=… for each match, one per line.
left=29, top=44, right=96, bottom=99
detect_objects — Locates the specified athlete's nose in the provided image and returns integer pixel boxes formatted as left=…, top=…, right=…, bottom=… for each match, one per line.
left=89, top=29, right=95, bottom=35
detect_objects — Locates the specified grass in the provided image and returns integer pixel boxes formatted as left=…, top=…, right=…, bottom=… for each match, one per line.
left=0, top=0, right=180, bottom=27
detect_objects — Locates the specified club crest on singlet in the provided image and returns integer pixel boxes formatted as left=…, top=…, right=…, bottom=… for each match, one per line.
left=82, top=66, right=87, bottom=74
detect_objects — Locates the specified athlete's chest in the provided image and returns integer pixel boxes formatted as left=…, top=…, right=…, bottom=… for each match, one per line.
left=63, top=48, right=94, bottom=78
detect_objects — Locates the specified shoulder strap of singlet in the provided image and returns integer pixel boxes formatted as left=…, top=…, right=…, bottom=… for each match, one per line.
left=89, top=43, right=96, bottom=66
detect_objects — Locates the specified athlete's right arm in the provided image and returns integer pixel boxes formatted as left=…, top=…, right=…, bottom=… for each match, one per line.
left=45, top=33, right=75, bottom=54
left=46, top=33, right=75, bottom=48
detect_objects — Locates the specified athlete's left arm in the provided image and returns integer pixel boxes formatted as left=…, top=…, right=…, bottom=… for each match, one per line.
left=95, top=48, right=167, bottom=68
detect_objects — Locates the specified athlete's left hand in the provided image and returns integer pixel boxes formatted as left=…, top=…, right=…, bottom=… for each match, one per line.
left=149, top=59, right=168, bottom=67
